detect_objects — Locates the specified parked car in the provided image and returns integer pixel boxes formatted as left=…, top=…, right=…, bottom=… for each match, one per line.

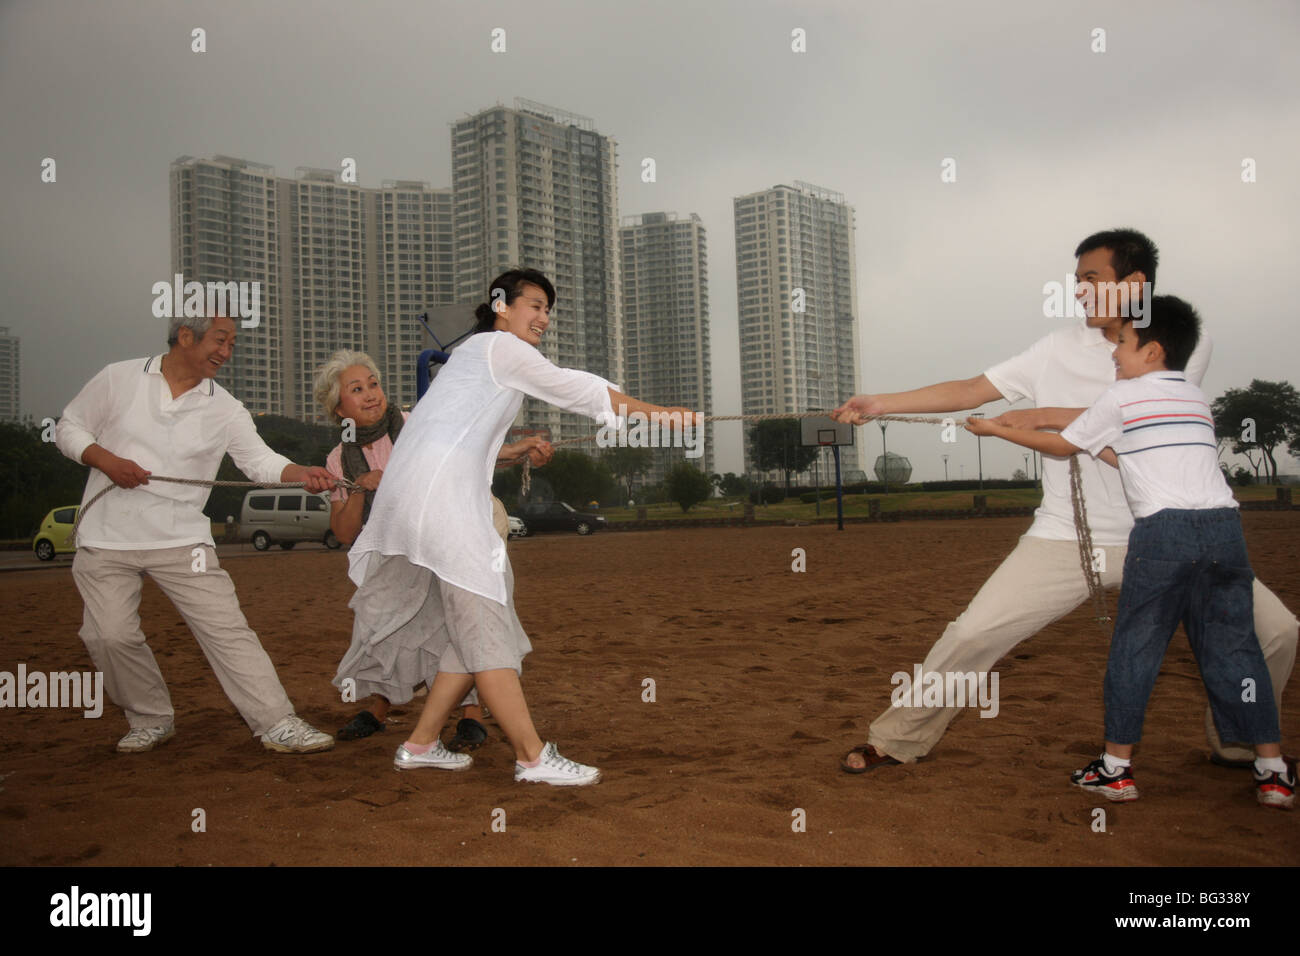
left=239, top=489, right=340, bottom=551
left=33, top=505, right=80, bottom=561
left=507, top=515, right=528, bottom=538
left=511, top=501, right=606, bottom=536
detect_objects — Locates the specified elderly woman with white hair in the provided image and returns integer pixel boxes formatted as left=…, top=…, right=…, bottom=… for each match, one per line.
left=313, top=349, right=552, bottom=743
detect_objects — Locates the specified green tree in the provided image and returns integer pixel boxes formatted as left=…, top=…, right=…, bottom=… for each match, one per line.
left=747, top=418, right=818, bottom=492
left=1211, top=380, right=1300, bottom=484
left=526, top=450, right=615, bottom=506
left=0, top=421, right=90, bottom=538
left=665, top=462, right=713, bottom=512
left=491, top=464, right=524, bottom=513
left=716, top=472, right=748, bottom=497
left=602, top=445, right=654, bottom=501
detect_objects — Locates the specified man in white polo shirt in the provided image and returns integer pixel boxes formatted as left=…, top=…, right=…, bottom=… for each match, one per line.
left=834, top=228, right=1297, bottom=772
left=56, top=312, right=337, bottom=754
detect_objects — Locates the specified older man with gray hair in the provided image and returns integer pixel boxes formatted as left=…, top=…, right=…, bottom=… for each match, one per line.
left=56, top=311, right=336, bottom=753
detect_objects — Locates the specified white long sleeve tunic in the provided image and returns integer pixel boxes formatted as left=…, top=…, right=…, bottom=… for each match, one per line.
left=348, top=331, right=621, bottom=604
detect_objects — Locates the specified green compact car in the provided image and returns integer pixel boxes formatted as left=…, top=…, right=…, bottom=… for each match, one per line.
left=33, top=505, right=80, bottom=561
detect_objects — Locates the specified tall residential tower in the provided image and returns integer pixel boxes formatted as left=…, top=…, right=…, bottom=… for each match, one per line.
left=734, top=182, right=861, bottom=477
left=620, top=212, right=712, bottom=484
left=451, top=100, right=622, bottom=447
left=0, top=327, right=19, bottom=422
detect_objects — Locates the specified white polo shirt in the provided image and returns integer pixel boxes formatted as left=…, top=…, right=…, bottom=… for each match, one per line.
left=56, top=355, right=292, bottom=550
left=983, top=321, right=1211, bottom=545
left=1061, top=371, right=1236, bottom=518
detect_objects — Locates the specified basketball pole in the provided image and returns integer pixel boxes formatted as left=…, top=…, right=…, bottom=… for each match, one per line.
left=833, top=444, right=844, bottom=531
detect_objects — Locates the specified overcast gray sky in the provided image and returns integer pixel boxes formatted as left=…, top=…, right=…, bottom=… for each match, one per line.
left=3, top=0, right=1298, bottom=480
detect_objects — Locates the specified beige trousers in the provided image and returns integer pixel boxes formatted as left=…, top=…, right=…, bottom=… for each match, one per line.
left=866, top=535, right=1297, bottom=763
left=72, top=545, right=295, bottom=736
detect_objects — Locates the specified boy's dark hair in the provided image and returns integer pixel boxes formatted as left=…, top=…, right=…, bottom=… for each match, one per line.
left=1127, top=295, right=1200, bottom=371
left=473, top=269, right=557, bottom=333
left=1075, top=228, right=1159, bottom=287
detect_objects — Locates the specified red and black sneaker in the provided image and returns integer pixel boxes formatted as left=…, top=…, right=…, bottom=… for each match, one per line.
left=1071, top=756, right=1139, bottom=802
left=1253, top=765, right=1296, bottom=810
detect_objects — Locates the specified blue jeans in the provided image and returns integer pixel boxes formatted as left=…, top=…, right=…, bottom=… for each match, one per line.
left=1105, top=508, right=1280, bottom=746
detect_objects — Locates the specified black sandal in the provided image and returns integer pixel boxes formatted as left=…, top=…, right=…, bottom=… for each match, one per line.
left=337, top=710, right=385, bottom=741
left=841, top=743, right=901, bottom=774
left=446, top=717, right=488, bottom=753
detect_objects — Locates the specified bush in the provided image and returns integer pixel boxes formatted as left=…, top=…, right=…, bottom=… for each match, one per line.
left=665, top=463, right=713, bottom=513
left=748, top=486, right=786, bottom=504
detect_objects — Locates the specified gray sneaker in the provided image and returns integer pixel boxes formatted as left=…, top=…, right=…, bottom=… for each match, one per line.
left=260, top=715, right=334, bottom=753
left=514, top=742, right=601, bottom=787
left=116, top=725, right=174, bottom=753
left=394, top=740, right=472, bottom=772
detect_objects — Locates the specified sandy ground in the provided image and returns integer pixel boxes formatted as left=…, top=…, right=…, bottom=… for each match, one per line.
left=2, top=514, right=1297, bottom=867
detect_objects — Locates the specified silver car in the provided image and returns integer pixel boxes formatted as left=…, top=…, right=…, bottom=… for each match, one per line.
left=239, top=489, right=341, bottom=550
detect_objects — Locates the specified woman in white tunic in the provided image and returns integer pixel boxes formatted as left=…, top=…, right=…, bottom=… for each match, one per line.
left=342, top=269, right=698, bottom=786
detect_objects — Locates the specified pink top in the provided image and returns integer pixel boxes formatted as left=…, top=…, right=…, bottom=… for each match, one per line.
left=324, top=411, right=409, bottom=503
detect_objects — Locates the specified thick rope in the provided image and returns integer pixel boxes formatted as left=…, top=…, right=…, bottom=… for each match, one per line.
left=507, top=411, right=955, bottom=491
left=71, top=476, right=358, bottom=540
left=74, top=414, right=1109, bottom=626
left=1069, top=455, right=1111, bottom=624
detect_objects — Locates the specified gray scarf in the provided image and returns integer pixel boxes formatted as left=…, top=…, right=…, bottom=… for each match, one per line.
left=340, top=403, right=404, bottom=524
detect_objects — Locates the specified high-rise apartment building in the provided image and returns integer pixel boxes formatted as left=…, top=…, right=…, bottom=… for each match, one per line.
left=451, top=99, right=622, bottom=447
left=734, top=182, right=861, bottom=477
left=620, top=212, right=712, bottom=485
left=280, top=168, right=369, bottom=421
left=0, top=327, right=19, bottom=422
left=374, top=182, right=456, bottom=410
left=171, top=158, right=456, bottom=419
left=170, top=156, right=284, bottom=414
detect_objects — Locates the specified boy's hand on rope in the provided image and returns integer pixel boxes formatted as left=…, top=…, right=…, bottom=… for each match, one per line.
left=985, top=409, right=1042, bottom=431
left=831, top=394, right=884, bottom=425
left=964, top=416, right=997, bottom=436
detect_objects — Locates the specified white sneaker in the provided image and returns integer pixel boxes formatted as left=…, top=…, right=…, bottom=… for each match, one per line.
left=514, top=742, right=601, bottom=787
left=116, top=725, right=174, bottom=753
left=261, top=715, right=334, bottom=753
left=394, top=740, right=472, bottom=772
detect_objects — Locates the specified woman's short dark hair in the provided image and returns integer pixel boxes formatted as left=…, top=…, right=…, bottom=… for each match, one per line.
left=473, top=269, right=557, bottom=333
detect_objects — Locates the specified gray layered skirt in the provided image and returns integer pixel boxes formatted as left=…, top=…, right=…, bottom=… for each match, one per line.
left=332, top=551, right=532, bottom=707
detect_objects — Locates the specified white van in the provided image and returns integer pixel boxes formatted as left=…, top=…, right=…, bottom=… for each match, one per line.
left=239, top=489, right=340, bottom=551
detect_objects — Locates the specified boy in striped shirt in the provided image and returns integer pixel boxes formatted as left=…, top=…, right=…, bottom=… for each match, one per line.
left=966, top=295, right=1293, bottom=808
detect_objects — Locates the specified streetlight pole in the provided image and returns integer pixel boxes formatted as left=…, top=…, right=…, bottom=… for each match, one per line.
left=971, top=412, right=985, bottom=491
left=942, top=453, right=950, bottom=482
left=1022, top=453, right=1030, bottom=482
